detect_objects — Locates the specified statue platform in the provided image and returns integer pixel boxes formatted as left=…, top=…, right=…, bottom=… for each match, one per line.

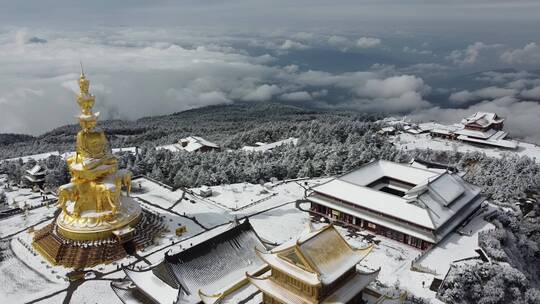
left=57, top=196, right=142, bottom=241
left=33, top=210, right=165, bottom=269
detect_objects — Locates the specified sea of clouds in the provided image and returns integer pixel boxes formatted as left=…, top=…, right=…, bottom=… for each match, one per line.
left=1, top=26, right=540, bottom=143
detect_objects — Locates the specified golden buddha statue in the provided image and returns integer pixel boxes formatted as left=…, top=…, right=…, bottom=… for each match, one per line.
left=32, top=69, right=162, bottom=269
left=54, top=71, right=141, bottom=241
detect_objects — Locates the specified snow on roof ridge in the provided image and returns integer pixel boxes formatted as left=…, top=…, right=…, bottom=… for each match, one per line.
left=255, top=246, right=321, bottom=285
left=338, top=178, right=414, bottom=203
left=311, top=179, right=435, bottom=229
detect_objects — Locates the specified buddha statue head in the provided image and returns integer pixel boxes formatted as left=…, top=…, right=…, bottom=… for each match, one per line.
left=79, top=116, right=97, bottom=132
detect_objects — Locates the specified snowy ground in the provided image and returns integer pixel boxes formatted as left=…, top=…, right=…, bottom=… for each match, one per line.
left=205, top=177, right=331, bottom=217
left=417, top=204, right=496, bottom=276
left=249, top=202, right=312, bottom=244
left=345, top=228, right=443, bottom=303
left=132, top=177, right=233, bottom=228
left=70, top=279, right=124, bottom=304
left=1, top=151, right=61, bottom=163
left=4, top=186, right=54, bottom=209
left=131, top=178, right=182, bottom=210
left=394, top=133, right=540, bottom=162
left=0, top=240, right=65, bottom=303
left=192, top=182, right=275, bottom=210
left=0, top=205, right=55, bottom=238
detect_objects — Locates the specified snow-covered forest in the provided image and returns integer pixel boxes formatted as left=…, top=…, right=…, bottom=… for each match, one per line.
left=1, top=102, right=539, bottom=303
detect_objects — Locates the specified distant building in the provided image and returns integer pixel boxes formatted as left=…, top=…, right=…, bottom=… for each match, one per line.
left=461, top=112, right=504, bottom=131
left=378, top=126, right=396, bottom=136
left=23, top=164, right=46, bottom=189
left=179, top=136, right=220, bottom=152
left=112, top=219, right=269, bottom=304
left=242, top=137, right=298, bottom=153
left=404, top=123, right=437, bottom=135
left=409, top=158, right=458, bottom=174
left=421, top=112, right=518, bottom=149
left=453, top=112, right=517, bottom=149
left=248, top=223, right=379, bottom=303
left=198, top=186, right=212, bottom=197
left=156, top=136, right=220, bottom=153
left=307, top=160, right=485, bottom=250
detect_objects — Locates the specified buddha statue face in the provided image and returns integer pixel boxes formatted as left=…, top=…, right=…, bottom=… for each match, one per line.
left=80, top=119, right=97, bottom=131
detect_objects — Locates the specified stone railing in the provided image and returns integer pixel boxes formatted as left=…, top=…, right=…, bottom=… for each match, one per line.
left=410, top=249, right=438, bottom=275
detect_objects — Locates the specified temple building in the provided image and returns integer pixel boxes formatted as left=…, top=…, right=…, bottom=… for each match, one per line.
left=248, top=223, right=379, bottom=304
left=32, top=71, right=164, bottom=268
left=308, top=160, right=485, bottom=250
left=179, top=136, right=220, bottom=153
left=461, top=112, right=504, bottom=131
left=112, top=219, right=270, bottom=304
left=242, top=137, right=299, bottom=153
left=428, top=112, right=518, bottom=149
left=452, top=112, right=517, bottom=148
left=23, top=164, right=46, bottom=189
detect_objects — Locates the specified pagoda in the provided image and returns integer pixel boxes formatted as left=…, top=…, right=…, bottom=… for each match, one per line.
left=33, top=71, right=164, bottom=268
left=248, top=224, right=380, bottom=304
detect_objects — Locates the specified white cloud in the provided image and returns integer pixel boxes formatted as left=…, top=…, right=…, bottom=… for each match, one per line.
left=242, top=84, right=281, bottom=101
left=351, top=75, right=430, bottom=112
left=279, top=91, right=312, bottom=101
left=280, top=39, right=309, bottom=51
left=449, top=86, right=516, bottom=103
left=474, top=70, right=534, bottom=84
left=520, top=86, right=540, bottom=100
left=0, top=27, right=432, bottom=134
left=292, top=32, right=316, bottom=41
left=447, top=42, right=500, bottom=66
left=327, top=35, right=350, bottom=51
left=358, top=75, right=427, bottom=99
left=399, top=63, right=450, bottom=77
left=402, top=46, right=432, bottom=55
left=356, top=37, right=381, bottom=48
left=501, top=42, right=540, bottom=65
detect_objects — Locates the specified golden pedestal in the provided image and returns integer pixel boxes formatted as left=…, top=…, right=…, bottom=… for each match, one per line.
left=56, top=196, right=142, bottom=241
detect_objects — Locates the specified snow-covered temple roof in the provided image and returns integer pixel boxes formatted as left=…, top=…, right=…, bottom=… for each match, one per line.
left=124, top=267, right=180, bottom=304
left=117, top=219, right=268, bottom=304
left=409, top=158, right=458, bottom=173
left=25, top=164, right=45, bottom=176
left=255, top=224, right=373, bottom=286
left=308, top=160, right=485, bottom=242
left=242, top=137, right=298, bottom=152
left=456, top=133, right=518, bottom=149
left=462, top=112, right=504, bottom=128
left=180, top=136, right=220, bottom=152
left=248, top=223, right=378, bottom=303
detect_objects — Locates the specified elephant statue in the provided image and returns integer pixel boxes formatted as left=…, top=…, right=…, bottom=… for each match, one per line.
left=117, top=169, right=132, bottom=196
left=93, top=182, right=119, bottom=215
left=57, top=183, right=79, bottom=217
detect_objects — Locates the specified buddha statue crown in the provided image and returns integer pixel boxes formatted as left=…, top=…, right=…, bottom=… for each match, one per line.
left=76, top=64, right=96, bottom=119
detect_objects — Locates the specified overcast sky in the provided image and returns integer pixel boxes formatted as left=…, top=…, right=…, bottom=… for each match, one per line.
left=1, top=1, right=540, bottom=142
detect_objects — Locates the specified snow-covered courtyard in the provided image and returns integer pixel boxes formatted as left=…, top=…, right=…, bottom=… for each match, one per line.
left=394, top=133, right=540, bottom=162
left=0, top=175, right=501, bottom=303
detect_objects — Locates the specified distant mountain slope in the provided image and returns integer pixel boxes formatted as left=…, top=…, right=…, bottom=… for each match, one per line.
left=0, top=102, right=373, bottom=159
left=0, top=133, right=35, bottom=146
